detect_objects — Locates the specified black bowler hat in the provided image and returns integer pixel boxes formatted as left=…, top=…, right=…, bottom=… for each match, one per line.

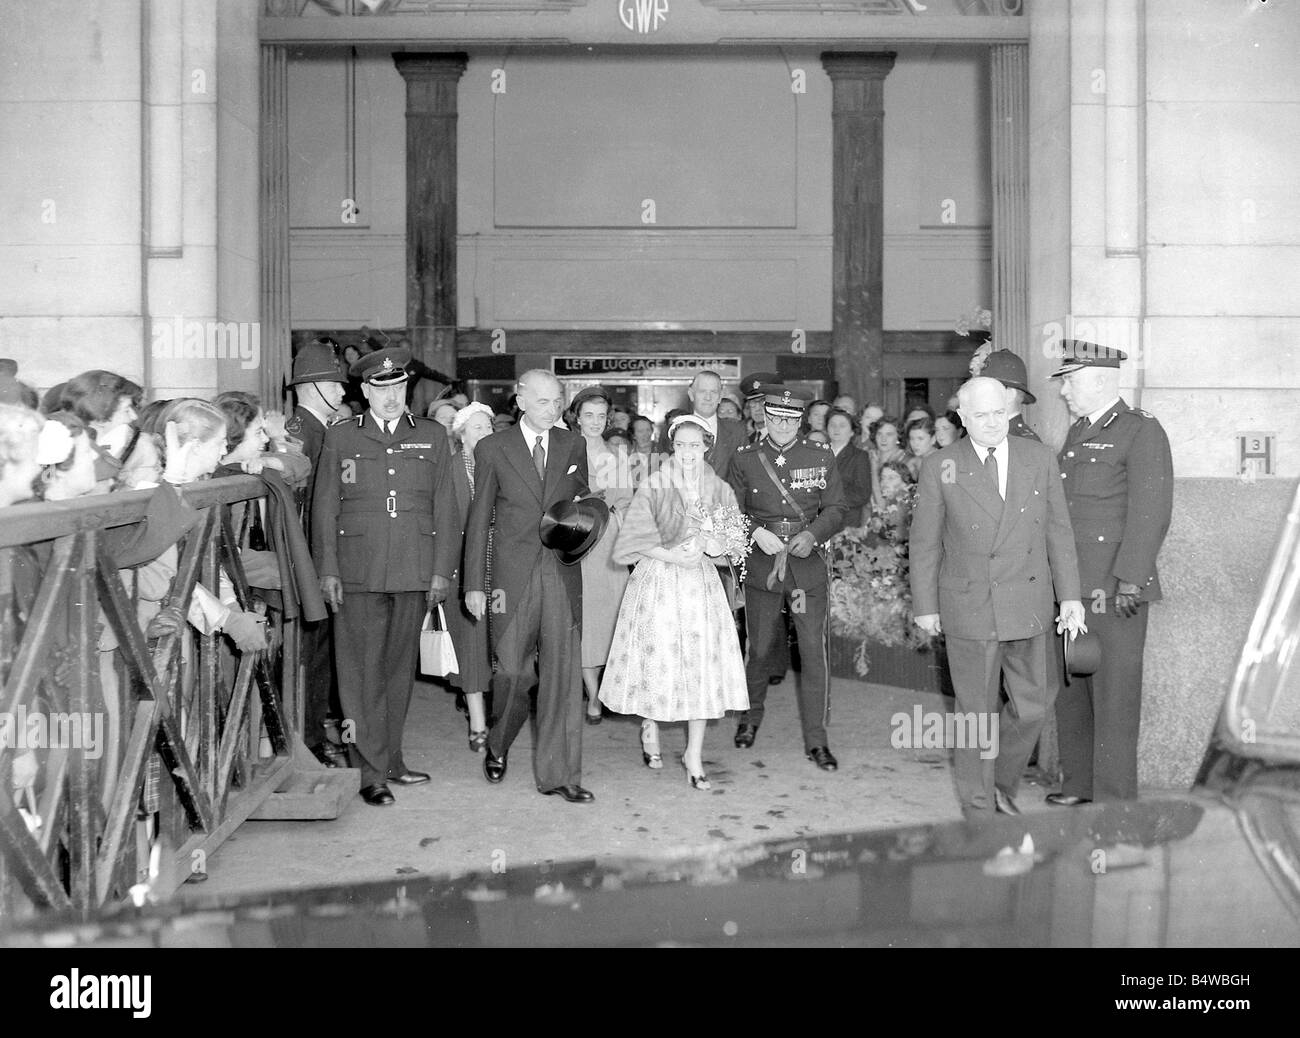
left=288, top=342, right=347, bottom=386
left=350, top=346, right=411, bottom=386
left=1049, top=341, right=1128, bottom=379
left=540, top=497, right=610, bottom=565
left=1061, top=630, right=1102, bottom=686
left=740, top=371, right=782, bottom=401
left=978, top=349, right=1036, bottom=404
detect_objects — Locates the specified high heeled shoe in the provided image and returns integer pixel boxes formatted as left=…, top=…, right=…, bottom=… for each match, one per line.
left=682, top=759, right=711, bottom=791
left=640, top=719, right=663, bottom=770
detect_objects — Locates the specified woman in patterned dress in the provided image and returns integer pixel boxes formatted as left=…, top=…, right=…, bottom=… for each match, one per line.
left=598, top=416, right=748, bottom=790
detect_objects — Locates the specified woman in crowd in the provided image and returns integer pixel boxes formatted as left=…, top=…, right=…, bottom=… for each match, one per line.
left=866, top=414, right=906, bottom=514
left=213, top=391, right=310, bottom=488
left=0, top=403, right=43, bottom=507
left=628, top=413, right=658, bottom=488
left=833, top=394, right=857, bottom=416
left=825, top=408, right=873, bottom=529
left=935, top=410, right=964, bottom=447
left=903, top=402, right=936, bottom=428
left=904, top=416, right=938, bottom=480
left=805, top=399, right=832, bottom=435
left=443, top=402, right=495, bottom=751
left=56, top=369, right=143, bottom=460
left=604, top=428, right=631, bottom=453
left=570, top=387, right=634, bottom=724
left=428, top=401, right=458, bottom=440
left=874, top=458, right=918, bottom=534
left=599, top=416, right=748, bottom=790
left=856, top=403, right=884, bottom=449
left=716, top=396, right=743, bottom=423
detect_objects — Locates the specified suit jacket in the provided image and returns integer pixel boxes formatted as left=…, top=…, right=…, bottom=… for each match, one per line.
left=706, top=417, right=747, bottom=479
left=311, top=411, right=460, bottom=593
left=464, top=424, right=591, bottom=626
left=910, top=436, right=1080, bottom=642
left=833, top=443, right=874, bottom=527
left=1058, top=398, right=1173, bottom=602
left=447, top=445, right=474, bottom=590
left=288, top=404, right=329, bottom=535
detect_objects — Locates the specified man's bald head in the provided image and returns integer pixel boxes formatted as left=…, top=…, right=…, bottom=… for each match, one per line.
left=516, top=369, right=565, bottom=430
left=957, top=377, right=1010, bottom=449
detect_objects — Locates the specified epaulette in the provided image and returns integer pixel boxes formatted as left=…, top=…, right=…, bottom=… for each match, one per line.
left=1132, top=408, right=1157, bottom=419
left=737, top=442, right=756, bottom=453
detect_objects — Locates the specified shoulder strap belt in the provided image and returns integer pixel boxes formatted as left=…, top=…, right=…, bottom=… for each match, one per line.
left=756, top=450, right=808, bottom=520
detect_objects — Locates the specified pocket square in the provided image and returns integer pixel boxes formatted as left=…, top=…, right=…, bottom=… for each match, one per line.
left=566, top=464, right=578, bottom=475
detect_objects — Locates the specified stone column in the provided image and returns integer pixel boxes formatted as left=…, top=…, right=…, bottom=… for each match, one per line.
left=991, top=44, right=1030, bottom=362
left=821, top=53, right=895, bottom=407
left=259, top=45, right=291, bottom=405
left=394, top=53, right=468, bottom=377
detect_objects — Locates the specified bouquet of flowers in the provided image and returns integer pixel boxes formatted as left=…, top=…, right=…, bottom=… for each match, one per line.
left=956, top=304, right=996, bottom=375
left=705, top=503, right=751, bottom=585
left=828, top=484, right=928, bottom=677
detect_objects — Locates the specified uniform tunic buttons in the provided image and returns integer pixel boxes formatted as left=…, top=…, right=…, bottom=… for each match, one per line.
left=1067, top=451, right=1075, bottom=458
left=388, top=468, right=395, bottom=475
left=386, top=448, right=394, bottom=455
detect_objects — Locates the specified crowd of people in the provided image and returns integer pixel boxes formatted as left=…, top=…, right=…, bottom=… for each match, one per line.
left=0, top=338, right=1172, bottom=835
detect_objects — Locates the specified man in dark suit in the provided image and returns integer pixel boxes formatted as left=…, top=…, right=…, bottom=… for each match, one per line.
left=286, top=339, right=348, bottom=768
left=910, top=376, right=1085, bottom=819
left=685, top=370, right=747, bottom=477
left=464, top=369, right=594, bottom=803
left=312, top=347, right=461, bottom=806
left=1048, top=342, right=1173, bottom=804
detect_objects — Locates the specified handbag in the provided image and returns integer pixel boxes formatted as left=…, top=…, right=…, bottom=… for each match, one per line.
left=419, top=604, right=460, bottom=678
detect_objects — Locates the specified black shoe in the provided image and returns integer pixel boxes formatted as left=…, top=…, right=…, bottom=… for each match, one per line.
left=540, top=784, right=595, bottom=803
left=806, top=746, right=838, bottom=771
left=734, top=723, right=758, bottom=749
left=360, top=784, right=395, bottom=806
left=484, top=748, right=507, bottom=784
left=309, top=742, right=345, bottom=769
left=454, top=692, right=467, bottom=714
left=767, top=675, right=783, bottom=685
left=388, top=770, right=430, bottom=785
left=994, top=788, right=1021, bottom=815
left=585, top=708, right=603, bottom=726
left=1045, top=793, right=1091, bottom=807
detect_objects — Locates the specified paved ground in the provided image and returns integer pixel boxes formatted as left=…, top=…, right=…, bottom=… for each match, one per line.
left=186, top=674, right=1066, bottom=901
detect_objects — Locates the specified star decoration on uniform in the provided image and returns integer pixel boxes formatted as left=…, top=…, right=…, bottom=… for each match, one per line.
left=774, top=454, right=786, bottom=467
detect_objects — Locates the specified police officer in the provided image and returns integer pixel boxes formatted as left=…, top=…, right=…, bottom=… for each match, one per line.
left=978, top=349, right=1041, bottom=442
left=1048, top=341, right=1173, bottom=804
left=312, top=347, right=461, bottom=806
left=727, top=385, right=847, bottom=770
left=286, top=340, right=349, bottom=768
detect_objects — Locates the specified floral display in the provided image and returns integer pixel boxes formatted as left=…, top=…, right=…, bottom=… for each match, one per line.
left=828, top=484, right=928, bottom=677
left=705, top=503, right=751, bottom=585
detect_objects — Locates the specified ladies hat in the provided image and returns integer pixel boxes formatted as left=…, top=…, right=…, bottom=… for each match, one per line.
left=539, top=497, right=610, bottom=565
left=1061, top=629, right=1102, bottom=686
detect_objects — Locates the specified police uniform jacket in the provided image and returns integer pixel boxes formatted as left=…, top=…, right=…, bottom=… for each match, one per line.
left=311, top=411, right=460, bottom=593
left=1008, top=414, right=1042, bottom=443
left=287, top=404, right=328, bottom=532
left=726, top=436, right=847, bottom=590
left=910, top=436, right=1081, bottom=642
left=1058, top=398, right=1173, bottom=602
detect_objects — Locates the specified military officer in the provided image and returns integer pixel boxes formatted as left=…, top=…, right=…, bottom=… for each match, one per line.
left=739, top=371, right=782, bottom=444
left=312, top=346, right=461, bottom=806
left=286, top=340, right=349, bottom=768
left=727, top=385, right=847, bottom=770
left=978, top=349, right=1041, bottom=443
left=1048, top=341, right=1173, bottom=804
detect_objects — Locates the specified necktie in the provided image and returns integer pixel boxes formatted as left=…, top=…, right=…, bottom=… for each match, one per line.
left=463, top=448, right=475, bottom=500
left=984, top=446, right=1002, bottom=500
left=532, top=435, right=546, bottom=482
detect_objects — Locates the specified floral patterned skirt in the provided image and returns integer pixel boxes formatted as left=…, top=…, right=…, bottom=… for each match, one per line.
left=598, top=557, right=749, bottom=722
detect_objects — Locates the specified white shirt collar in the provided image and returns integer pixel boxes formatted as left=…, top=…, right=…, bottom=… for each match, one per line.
left=368, top=410, right=405, bottom=435
left=519, top=416, right=550, bottom=449
left=1085, top=397, right=1122, bottom=428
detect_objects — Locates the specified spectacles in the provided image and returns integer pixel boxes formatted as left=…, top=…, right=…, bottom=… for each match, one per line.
left=766, top=414, right=801, bottom=426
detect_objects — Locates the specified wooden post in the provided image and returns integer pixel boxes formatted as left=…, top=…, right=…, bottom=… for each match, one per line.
left=394, top=53, right=468, bottom=378
left=821, top=52, right=895, bottom=408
